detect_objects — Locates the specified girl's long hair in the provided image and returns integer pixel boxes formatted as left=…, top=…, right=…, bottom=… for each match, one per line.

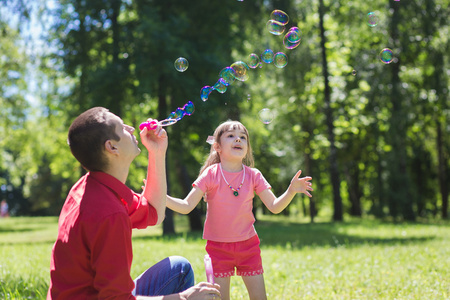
left=199, top=120, right=255, bottom=175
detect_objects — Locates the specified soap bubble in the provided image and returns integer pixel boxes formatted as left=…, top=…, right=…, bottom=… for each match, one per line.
left=283, top=27, right=301, bottom=49
left=367, top=12, right=378, bottom=27
left=174, top=108, right=185, bottom=120
left=200, top=86, right=214, bottom=102
left=248, top=53, right=261, bottom=69
left=174, top=57, right=189, bottom=72
left=270, top=10, right=289, bottom=25
left=352, top=69, right=357, bottom=76
left=266, top=20, right=285, bottom=35
left=230, top=61, right=250, bottom=81
left=219, top=67, right=236, bottom=85
left=259, top=108, right=274, bottom=124
left=183, top=101, right=195, bottom=115
left=261, top=49, right=274, bottom=64
left=274, top=52, right=288, bottom=68
left=379, top=48, right=394, bottom=64
left=213, top=78, right=228, bottom=93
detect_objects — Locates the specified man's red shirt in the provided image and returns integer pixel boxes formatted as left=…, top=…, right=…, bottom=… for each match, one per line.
left=47, top=171, right=157, bottom=300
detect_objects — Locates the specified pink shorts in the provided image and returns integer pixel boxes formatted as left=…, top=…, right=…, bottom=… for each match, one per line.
left=205, top=235, right=264, bottom=277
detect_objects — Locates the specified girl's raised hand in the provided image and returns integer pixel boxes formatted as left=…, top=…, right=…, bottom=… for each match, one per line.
left=289, top=170, right=313, bottom=197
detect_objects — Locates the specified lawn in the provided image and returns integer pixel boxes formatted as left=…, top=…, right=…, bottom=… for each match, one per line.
left=0, top=215, right=449, bottom=299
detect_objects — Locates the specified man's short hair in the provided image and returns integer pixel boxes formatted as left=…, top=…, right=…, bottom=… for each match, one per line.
left=68, top=107, right=120, bottom=172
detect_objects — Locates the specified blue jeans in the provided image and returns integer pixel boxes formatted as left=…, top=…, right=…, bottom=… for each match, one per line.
left=133, top=256, right=195, bottom=296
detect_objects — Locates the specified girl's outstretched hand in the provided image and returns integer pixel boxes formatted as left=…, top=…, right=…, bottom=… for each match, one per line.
left=289, top=170, right=313, bottom=197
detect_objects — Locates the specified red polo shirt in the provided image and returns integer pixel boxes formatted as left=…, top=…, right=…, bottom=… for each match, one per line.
left=47, top=171, right=157, bottom=300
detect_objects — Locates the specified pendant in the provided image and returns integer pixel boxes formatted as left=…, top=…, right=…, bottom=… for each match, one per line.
left=233, top=191, right=239, bottom=197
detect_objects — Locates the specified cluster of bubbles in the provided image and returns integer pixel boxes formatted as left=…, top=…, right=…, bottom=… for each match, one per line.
left=200, top=61, right=250, bottom=102
left=267, top=10, right=301, bottom=50
left=167, top=101, right=195, bottom=121
left=366, top=12, right=396, bottom=65
left=248, top=49, right=288, bottom=69
left=170, top=9, right=305, bottom=125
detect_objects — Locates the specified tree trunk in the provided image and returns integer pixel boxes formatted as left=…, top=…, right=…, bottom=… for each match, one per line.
left=345, top=163, right=362, bottom=217
left=387, top=0, right=415, bottom=221
left=159, top=75, right=175, bottom=235
left=109, top=0, right=122, bottom=116
left=437, top=121, right=449, bottom=219
left=319, top=0, right=342, bottom=221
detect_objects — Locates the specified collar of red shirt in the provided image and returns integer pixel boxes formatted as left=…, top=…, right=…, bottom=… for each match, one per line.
left=89, top=171, right=134, bottom=207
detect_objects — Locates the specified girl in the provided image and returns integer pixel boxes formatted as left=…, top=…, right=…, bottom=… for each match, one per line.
left=166, top=120, right=313, bottom=300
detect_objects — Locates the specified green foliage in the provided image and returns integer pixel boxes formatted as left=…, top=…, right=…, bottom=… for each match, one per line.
left=0, top=0, right=448, bottom=220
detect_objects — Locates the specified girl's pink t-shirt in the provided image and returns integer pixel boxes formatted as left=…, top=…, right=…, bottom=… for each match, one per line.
left=193, top=163, right=271, bottom=242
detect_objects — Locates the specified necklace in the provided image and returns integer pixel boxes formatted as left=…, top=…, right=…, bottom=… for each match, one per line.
left=220, top=163, right=245, bottom=197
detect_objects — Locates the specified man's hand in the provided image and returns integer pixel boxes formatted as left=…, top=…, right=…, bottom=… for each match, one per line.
left=139, top=119, right=168, bottom=156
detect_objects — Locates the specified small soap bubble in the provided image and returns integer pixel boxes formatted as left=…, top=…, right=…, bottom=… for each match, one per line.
left=283, top=27, right=301, bottom=49
left=274, top=52, right=288, bottom=68
left=259, top=108, right=274, bottom=124
left=367, top=12, right=378, bottom=27
left=213, top=78, right=228, bottom=93
left=261, top=49, right=274, bottom=64
left=248, top=53, right=261, bottom=69
left=219, top=67, right=236, bottom=85
left=183, top=101, right=195, bottom=115
left=174, top=57, right=189, bottom=72
left=200, top=86, right=214, bottom=102
left=230, top=61, right=250, bottom=81
left=379, top=48, right=394, bottom=64
left=352, top=69, right=357, bottom=76
left=270, top=10, right=289, bottom=25
left=266, top=20, right=285, bottom=35
left=174, top=108, right=185, bottom=120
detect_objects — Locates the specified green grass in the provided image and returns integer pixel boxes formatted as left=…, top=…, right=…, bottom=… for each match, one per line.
left=1, top=215, right=449, bottom=299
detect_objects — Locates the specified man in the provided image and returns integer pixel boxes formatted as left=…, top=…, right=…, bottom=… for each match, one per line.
left=48, top=107, right=221, bottom=299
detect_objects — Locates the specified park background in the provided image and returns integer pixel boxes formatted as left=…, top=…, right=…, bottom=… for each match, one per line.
left=0, top=0, right=449, bottom=299
left=1, top=0, right=448, bottom=225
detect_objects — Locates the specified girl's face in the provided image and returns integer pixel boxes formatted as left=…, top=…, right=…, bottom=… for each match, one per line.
left=215, top=127, right=248, bottom=163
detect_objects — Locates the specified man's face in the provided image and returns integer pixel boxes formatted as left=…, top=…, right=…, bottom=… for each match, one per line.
left=109, top=114, right=141, bottom=161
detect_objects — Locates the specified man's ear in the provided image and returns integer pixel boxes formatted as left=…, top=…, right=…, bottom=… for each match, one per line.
left=105, top=140, right=118, bottom=155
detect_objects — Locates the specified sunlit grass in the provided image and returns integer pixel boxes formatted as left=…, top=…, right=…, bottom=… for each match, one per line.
left=1, top=215, right=449, bottom=299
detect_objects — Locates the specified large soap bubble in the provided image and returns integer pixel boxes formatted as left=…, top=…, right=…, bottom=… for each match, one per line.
left=261, top=49, right=274, bottom=64
left=266, top=20, right=285, bottom=35
left=248, top=53, right=261, bottom=69
left=283, top=27, right=301, bottom=49
left=259, top=108, right=274, bottom=124
left=367, top=12, right=379, bottom=27
left=174, top=57, right=189, bottom=72
left=379, top=48, right=394, bottom=64
left=219, top=67, right=236, bottom=85
left=200, top=86, right=214, bottom=101
left=274, top=52, right=288, bottom=68
left=230, top=61, right=250, bottom=81
left=270, top=10, right=289, bottom=25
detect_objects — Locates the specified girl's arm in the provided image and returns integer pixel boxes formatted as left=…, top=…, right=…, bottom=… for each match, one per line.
left=259, top=170, right=313, bottom=214
left=166, top=186, right=205, bottom=214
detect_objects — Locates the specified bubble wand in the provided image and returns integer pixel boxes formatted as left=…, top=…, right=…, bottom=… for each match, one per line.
left=204, top=254, right=215, bottom=284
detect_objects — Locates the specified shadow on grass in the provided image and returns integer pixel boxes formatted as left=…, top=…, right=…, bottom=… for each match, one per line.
left=132, top=218, right=444, bottom=250
left=254, top=219, right=436, bottom=249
